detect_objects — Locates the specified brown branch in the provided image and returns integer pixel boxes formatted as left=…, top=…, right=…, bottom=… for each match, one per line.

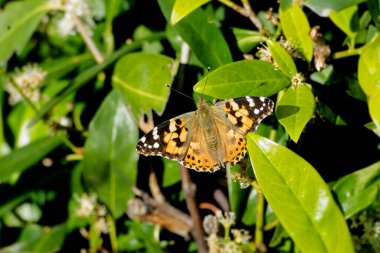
left=241, top=0, right=263, bottom=30
left=181, top=167, right=208, bottom=253
left=72, top=14, right=104, bottom=64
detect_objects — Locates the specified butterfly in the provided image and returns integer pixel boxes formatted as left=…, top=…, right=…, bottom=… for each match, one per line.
left=136, top=96, right=274, bottom=172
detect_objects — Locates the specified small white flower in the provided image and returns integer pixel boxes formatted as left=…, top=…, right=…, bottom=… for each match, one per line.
left=95, top=217, right=109, bottom=234
left=74, top=193, right=97, bottom=218
left=216, top=211, right=235, bottom=228
left=232, top=229, right=251, bottom=244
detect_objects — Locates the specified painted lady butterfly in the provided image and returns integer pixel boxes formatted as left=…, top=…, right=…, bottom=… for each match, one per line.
left=136, top=96, right=274, bottom=172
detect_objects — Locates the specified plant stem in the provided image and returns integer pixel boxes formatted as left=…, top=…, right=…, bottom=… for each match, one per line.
left=72, top=14, right=104, bottom=64
left=241, top=0, right=262, bottom=30
left=333, top=47, right=363, bottom=59
left=252, top=180, right=267, bottom=252
left=107, top=214, right=118, bottom=252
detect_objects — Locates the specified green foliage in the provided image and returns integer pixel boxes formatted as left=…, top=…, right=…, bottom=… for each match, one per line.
left=0, top=0, right=379, bottom=252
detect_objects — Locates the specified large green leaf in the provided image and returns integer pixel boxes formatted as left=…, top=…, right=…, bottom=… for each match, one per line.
left=158, top=0, right=232, bottom=69
left=276, top=84, right=315, bottom=143
left=247, top=134, right=355, bottom=253
left=266, top=39, right=297, bottom=78
left=30, top=33, right=166, bottom=126
left=171, top=0, right=211, bottom=24
left=0, top=136, right=62, bottom=181
left=358, top=32, right=380, bottom=96
left=329, top=6, right=359, bottom=43
left=193, top=60, right=290, bottom=98
left=333, top=161, right=380, bottom=218
left=0, top=0, right=53, bottom=65
left=112, top=52, right=174, bottom=119
left=83, top=90, right=139, bottom=218
left=304, top=0, right=365, bottom=17
left=279, top=0, right=313, bottom=62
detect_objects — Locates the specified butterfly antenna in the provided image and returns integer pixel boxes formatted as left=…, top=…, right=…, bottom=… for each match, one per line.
left=201, top=67, right=211, bottom=98
left=166, top=84, right=194, bottom=101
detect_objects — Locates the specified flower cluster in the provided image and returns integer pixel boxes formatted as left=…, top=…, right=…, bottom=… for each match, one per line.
left=350, top=208, right=380, bottom=252
left=50, top=0, right=94, bottom=37
left=203, top=211, right=252, bottom=253
left=74, top=193, right=109, bottom=234
left=4, top=64, right=46, bottom=105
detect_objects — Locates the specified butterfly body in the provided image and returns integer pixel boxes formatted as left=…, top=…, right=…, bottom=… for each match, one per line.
left=137, top=96, right=274, bottom=172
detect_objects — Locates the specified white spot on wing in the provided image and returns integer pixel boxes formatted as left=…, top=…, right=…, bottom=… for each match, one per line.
left=254, top=109, right=260, bottom=114
left=140, top=136, right=146, bottom=143
left=246, top=96, right=255, bottom=107
left=153, top=142, right=159, bottom=148
left=259, top=97, right=265, bottom=102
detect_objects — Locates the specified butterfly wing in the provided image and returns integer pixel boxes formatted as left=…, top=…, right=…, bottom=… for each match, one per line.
left=213, top=96, right=274, bottom=166
left=136, top=112, right=195, bottom=161
left=213, top=96, right=274, bottom=134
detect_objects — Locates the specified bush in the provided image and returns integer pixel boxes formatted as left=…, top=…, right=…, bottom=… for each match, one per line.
left=0, top=0, right=379, bottom=252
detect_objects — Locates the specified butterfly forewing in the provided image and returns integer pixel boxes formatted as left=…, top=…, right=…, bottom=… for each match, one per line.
left=136, top=112, right=194, bottom=160
left=213, top=96, right=274, bottom=135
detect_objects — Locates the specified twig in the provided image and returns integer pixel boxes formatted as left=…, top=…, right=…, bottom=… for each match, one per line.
left=72, top=14, right=104, bottom=64
left=241, top=0, right=263, bottom=30
left=252, top=180, right=267, bottom=252
left=181, top=167, right=208, bottom=253
left=217, top=0, right=262, bottom=30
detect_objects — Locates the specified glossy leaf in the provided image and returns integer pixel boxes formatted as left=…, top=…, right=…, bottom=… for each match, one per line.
left=276, top=84, right=315, bottom=143
left=247, top=134, right=355, bottom=253
left=0, top=0, right=53, bottom=65
left=171, top=0, right=211, bottom=24
left=358, top=33, right=380, bottom=96
left=279, top=1, right=313, bottom=62
left=232, top=28, right=264, bottom=53
left=329, top=6, right=358, bottom=42
left=112, top=52, right=174, bottom=119
left=30, top=33, right=166, bottom=126
left=369, top=90, right=380, bottom=132
left=83, top=90, right=139, bottom=218
left=333, top=161, right=380, bottom=218
left=304, top=0, right=364, bottom=17
left=0, top=136, right=62, bottom=181
left=266, top=39, right=297, bottom=78
left=158, top=0, right=232, bottom=69
left=193, top=60, right=290, bottom=98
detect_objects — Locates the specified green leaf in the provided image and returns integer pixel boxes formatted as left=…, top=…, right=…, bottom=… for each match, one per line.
left=171, top=0, right=211, bottom=24
left=0, top=75, right=10, bottom=155
left=358, top=32, right=380, bottom=96
left=0, top=136, right=62, bottom=181
left=333, top=161, right=380, bottom=218
left=304, top=0, right=364, bottom=17
left=279, top=1, right=313, bottom=62
left=241, top=187, right=257, bottom=225
left=29, top=33, right=166, bottom=127
left=162, top=159, right=181, bottom=187
left=158, top=0, right=232, bottom=69
left=232, top=28, right=264, bottom=53
left=247, top=134, right=355, bottom=253
left=369, top=90, right=380, bottom=132
left=367, top=0, right=380, bottom=28
left=83, top=90, right=139, bottom=218
left=0, top=0, right=53, bottom=65
left=276, top=84, right=315, bottom=143
left=266, top=39, right=297, bottom=78
left=112, top=52, right=174, bottom=119
left=329, top=6, right=358, bottom=42
left=41, top=54, right=93, bottom=81
left=193, top=60, right=290, bottom=98
left=310, top=65, right=334, bottom=85
left=7, top=103, right=50, bottom=147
